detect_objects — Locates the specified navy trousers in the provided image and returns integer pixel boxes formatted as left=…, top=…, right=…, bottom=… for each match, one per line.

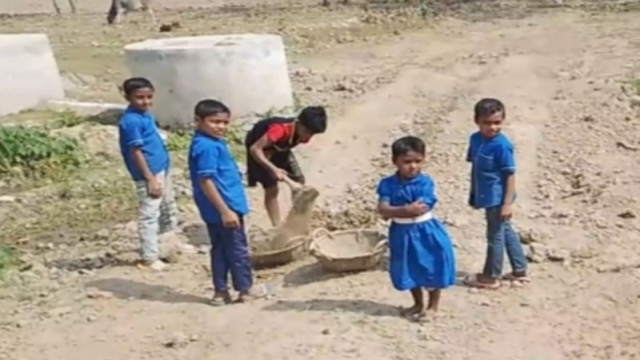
left=206, top=219, right=253, bottom=292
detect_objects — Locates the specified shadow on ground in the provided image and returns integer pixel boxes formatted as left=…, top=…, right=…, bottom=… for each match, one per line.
left=85, top=278, right=209, bottom=304
left=263, top=298, right=401, bottom=317
left=283, top=262, right=346, bottom=286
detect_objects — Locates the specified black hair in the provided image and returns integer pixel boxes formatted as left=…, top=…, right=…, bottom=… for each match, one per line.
left=474, top=98, right=505, bottom=122
left=298, top=106, right=327, bottom=134
left=391, top=136, right=425, bottom=160
left=122, top=77, right=154, bottom=96
left=194, top=99, right=231, bottom=118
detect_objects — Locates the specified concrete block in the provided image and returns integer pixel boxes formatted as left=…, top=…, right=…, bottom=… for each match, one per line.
left=0, top=34, right=65, bottom=116
left=123, top=34, right=294, bottom=129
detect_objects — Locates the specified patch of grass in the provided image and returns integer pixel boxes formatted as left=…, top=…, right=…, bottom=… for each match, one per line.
left=166, top=130, right=191, bottom=152
left=0, top=246, right=18, bottom=279
left=54, top=110, right=88, bottom=128
left=1, top=171, right=138, bottom=243
left=626, top=78, right=640, bottom=96
left=0, top=125, right=86, bottom=181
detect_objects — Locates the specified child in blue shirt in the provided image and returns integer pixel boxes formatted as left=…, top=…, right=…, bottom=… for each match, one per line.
left=377, top=136, right=456, bottom=321
left=188, top=99, right=267, bottom=305
left=118, top=77, right=177, bottom=272
left=463, top=98, right=529, bottom=289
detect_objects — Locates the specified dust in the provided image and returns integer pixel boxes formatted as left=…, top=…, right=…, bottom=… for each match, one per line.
left=249, top=185, right=320, bottom=252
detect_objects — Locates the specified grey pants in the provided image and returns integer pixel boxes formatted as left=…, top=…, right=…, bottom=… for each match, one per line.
left=134, top=170, right=179, bottom=262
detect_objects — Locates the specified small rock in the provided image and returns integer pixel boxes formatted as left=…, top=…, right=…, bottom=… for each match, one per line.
left=617, top=210, right=636, bottom=219
left=321, top=328, right=330, bottom=335
left=86, top=289, right=114, bottom=299
left=545, top=248, right=569, bottom=262
left=0, top=195, right=16, bottom=203
left=48, top=306, right=73, bottom=317
left=164, top=332, right=191, bottom=348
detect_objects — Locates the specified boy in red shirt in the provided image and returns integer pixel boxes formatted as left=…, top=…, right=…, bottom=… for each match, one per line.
left=245, top=106, right=328, bottom=226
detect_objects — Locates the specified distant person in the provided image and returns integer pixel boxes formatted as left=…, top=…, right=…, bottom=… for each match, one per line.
left=117, top=77, right=178, bottom=272
left=376, top=136, right=456, bottom=322
left=463, top=98, right=529, bottom=289
left=245, top=106, right=328, bottom=227
left=188, top=99, right=268, bottom=305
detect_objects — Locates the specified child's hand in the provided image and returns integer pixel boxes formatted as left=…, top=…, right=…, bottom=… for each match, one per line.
left=221, top=209, right=240, bottom=228
left=405, top=201, right=428, bottom=216
left=147, top=178, right=163, bottom=198
left=272, top=168, right=288, bottom=181
left=500, top=203, right=513, bottom=220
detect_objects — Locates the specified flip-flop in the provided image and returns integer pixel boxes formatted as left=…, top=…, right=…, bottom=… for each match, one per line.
left=235, top=284, right=273, bottom=303
left=463, top=274, right=501, bottom=290
left=502, top=273, right=531, bottom=283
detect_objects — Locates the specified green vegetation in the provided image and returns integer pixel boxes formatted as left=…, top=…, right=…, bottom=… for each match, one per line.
left=0, top=246, right=17, bottom=279
left=54, top=110, right=89, bottom=128
left=623, top=78, right=640, bottom=96
left=0, top=125, right=86, bottom=181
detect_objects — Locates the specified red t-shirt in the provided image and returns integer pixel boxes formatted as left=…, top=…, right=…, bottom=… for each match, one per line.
left=266, top=123, right=311, bottom=145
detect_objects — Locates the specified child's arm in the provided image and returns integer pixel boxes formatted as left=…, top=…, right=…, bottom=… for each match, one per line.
left=376, top=179, right=428, bottom=219
left=120, top=119, right=162, bottom=197
left=249, top=127, right=287, bottom=180
left=200, top=178, right=240, bottom=228
left=498, top=142, right=517, bottom=219
left=194, top=146, right=240, bottom=228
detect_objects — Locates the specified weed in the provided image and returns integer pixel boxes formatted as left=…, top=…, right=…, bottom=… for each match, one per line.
left=166, top=130, right=191, bottom=152
left=624, top=78, right=640, bottom=96
left=55, top=110, right=88, bottom=128
left=0, top=126, right=86, bottom=180
left=0, top=246, right=17, bottom=279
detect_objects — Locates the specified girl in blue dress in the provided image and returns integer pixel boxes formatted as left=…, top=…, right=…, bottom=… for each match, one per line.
left=376, top=136, right=457, bottom=320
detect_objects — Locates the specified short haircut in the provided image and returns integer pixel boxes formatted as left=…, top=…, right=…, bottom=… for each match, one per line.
left=474, top=98, right=505, bottom=122
left=298, top=106, right=327, bottom=134
left=122, top=77, right=154, bottom=96
left=391, top=136, right=425, bottom=160
left=194, top=99, right=231, bottom=118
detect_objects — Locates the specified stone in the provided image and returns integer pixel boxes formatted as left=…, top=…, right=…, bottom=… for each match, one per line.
left=0, top=34, right=65, bottom=116
left=123, top=34, right=294, bottom=128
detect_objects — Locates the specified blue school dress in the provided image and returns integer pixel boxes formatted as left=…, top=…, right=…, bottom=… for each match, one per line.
left=377, top=173, right=457, bottom=291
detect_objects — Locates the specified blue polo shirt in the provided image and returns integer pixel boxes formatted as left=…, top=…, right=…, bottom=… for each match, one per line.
left=118, top=106, right=170, bottom=181
left=466, top=131, right=516, bottom=209
left=189, top=130, right=249, bottom=224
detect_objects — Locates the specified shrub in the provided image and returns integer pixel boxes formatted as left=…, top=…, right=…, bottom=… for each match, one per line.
left=0, top=125, right=84, bottom=179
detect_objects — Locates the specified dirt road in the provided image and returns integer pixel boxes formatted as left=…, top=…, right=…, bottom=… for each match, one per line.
left=1, top=4, right=640, bottom=360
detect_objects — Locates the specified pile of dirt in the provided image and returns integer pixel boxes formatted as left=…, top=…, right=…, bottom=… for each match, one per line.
left=249, top=185, right=320, bottom=252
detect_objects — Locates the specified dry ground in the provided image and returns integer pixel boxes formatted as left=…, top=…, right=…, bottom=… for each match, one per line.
left=1, top=1, right=640, bottom=359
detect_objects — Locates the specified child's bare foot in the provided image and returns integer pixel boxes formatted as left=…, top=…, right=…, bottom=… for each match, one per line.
left=236, top=284, right=271, bottom=303
left=211, top=291, right=232, bottom=306
left=400, top=304, right=424, bottom=318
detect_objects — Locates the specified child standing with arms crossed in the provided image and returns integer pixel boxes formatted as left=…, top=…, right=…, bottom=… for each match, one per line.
left=463, top=98, right=529, bottom=289
left=377, top=136, right=456, bottom=321
left=188, top=99, right=267, bottom=304
left=118, top=77, right=178, bottom=271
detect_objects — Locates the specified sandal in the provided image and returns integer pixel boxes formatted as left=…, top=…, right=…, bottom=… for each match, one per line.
left=210, top=291, right=232, bottom=306
left=502, top=273, right=531, bottom=283
left=463, top=274, right=501, bottom=290
left=235, top=284, right=272, bottom=303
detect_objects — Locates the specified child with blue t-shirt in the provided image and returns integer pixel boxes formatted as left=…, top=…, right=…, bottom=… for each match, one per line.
left=463, top=98, right=529, bottom=289
left=188, top=99, right=267, bottom=305
left=377, top=136, right=456, bottom=321
left=118, top=77, right=178, bottom=272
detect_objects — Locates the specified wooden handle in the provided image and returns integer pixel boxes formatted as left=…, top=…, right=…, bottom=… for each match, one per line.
left=281, top=176, right=303, bottom=190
